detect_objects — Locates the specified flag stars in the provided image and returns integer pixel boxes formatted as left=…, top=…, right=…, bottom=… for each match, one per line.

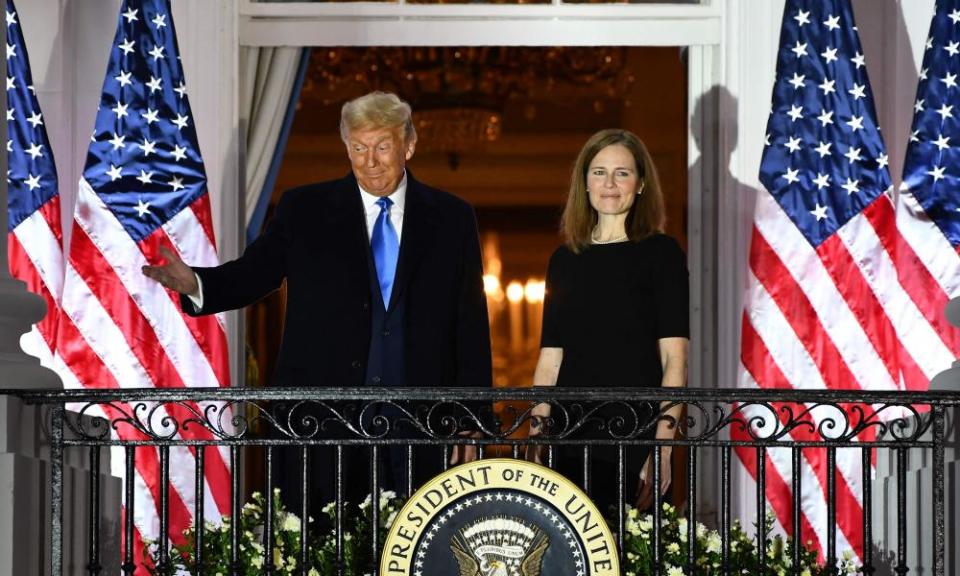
left=152, top=13, right=167, bottom=29
left=815, top=141, right=833, bottom=158
left=848, top=83, right=866, bottom=100
left=927, top=36, right=935, bottom=51
left=821, top=47, right=839, bottom=64
left=5, top=107, right=11, bottom=121
left=787, top=105, right=804, bottom=122
left=791, top=41, right=809, bottom=58
left=148, top=45, right=165, bottom=61
left=942, top=72, right=958, bottom=89
left=818, top=78, right=836, bottom=96
left=26, top=111, right=42, bottom=128
left=136, top=170, right=154, bottom=185
left=841, top=177, right=860, bottom=195
left=142, top=108, right=159, bottom=124
left=813, top=173, right=831, bottom=190
left=794, top=9, right=810, bottom=26
left=24, top=173, right=40, bottom=191
left=112, top=101, right=129, bottom=119
left=122, top=7, right=139, bottom=23
left=172, top=114, right=189, bottom=130
left=851, top=52, right=865, bottom=69
left=817, top=109, right=834, bottom=127
left=106, top=164, right=123, bottom=181
left=139, top=138, right=157, bottom=157
left=118, top=38, right=135, bottom=56
left=6, top=75, right=14, bottom=91
left=788, top=72, right=806, bottom=90
left=135, top=198, right=151, bottom=218
left=910, top=129, right=921, bottom=143
left=171, top=145, right=188, bottom=162
left=937, top=103, right=954, bottom=121
left=843, top=146, right=862, bottom=164
left=846, top=115, right=865, bottom=132
left=109, top=133, right=126, bottom=150
left=25, top=143, right=42, bottom=160
left=934, top=134, right=951, bottom=151
left=915, top=99, right=925, bottom=113
left=784, top=136, right=802, bottom=153
left=947, top=41, right=960, bottom=57
left=169, top=176, right=184, bottom=192
left=146, top=76, right=162, bottom=94
left=810, top=204, right=829, bottom=221
left=929, top=165, right=947, bottom=182
left=782, top=167, right=800, bottom=184
left=6, top=43, right=15, bottom=60
left=174, top=82, right=187, bottom=99
left=823, top=14, right=841, bottom=31
left=115, top=70, right=133, bottom=88
left=951, top=9, right=960, bottom=25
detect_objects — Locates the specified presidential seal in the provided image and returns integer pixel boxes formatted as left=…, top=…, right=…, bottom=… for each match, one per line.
left=380, top=459, right=619, bottom=576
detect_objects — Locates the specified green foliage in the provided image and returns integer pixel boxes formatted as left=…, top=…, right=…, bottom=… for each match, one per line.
left=619, top=502, right=860, bottom=576
left=145, top=488, right=403, bottom=576
left=148, top=491, right=860, bottom=576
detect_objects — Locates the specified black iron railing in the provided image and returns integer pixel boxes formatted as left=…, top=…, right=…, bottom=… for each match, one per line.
left=5, top=386, right=959, bottom=576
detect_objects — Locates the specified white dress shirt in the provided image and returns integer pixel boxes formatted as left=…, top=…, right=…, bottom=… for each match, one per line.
left=188, top=173, right=408, bottom=309
left=358, top=173, right=406, bottom=241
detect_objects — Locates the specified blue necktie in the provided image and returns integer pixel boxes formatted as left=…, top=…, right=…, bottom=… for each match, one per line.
left=371, top=197, right=400, bottom=307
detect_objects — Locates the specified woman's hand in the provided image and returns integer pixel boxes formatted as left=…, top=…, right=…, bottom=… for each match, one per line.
left=635, top=447, right=672, bottom=511
left=524, top=347, right=563, bottom=465
left=524, top=417, right=548, bottom=464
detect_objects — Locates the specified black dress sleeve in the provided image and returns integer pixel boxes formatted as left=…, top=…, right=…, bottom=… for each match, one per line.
left=540, top=249, right=564, bottom=348
left=653, top=235, right=690, bottom=339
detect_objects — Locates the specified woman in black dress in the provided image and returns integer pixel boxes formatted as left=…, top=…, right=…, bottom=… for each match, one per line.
left=527, top=128, right=689, bottom=513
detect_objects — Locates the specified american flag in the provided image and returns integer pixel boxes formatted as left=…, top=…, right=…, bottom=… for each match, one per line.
left=733, top=0, right=959, bottom=563
left=6, top=0, right=63, bottom=367
left=55, top=0, right=232, bottom=572
left=898, top=1, right=960, bottom=375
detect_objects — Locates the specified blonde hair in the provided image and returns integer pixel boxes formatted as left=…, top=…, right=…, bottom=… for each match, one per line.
left=560, top=129, right=665, bottom=254
left=340, top=91, right=417, bottom=142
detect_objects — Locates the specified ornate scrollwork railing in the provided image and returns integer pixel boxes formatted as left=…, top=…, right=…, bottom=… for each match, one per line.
left=4, top=386, right=959, bottom=576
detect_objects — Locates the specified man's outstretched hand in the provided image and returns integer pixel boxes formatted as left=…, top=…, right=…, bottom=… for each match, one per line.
left=142, top=246, right=198, bottom=296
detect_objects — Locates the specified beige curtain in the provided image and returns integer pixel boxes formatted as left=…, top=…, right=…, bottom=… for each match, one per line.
left=240, top=47, right=303, bottom=230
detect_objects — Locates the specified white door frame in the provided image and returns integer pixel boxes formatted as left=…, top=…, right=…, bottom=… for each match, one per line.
left=236, top=0, right=726, bottom=521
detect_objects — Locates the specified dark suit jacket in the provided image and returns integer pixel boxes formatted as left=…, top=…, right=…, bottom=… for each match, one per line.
left=184, top=172, right=492, bottom=389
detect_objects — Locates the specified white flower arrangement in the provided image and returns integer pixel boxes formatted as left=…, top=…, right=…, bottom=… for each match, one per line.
left=146, top=488, right=403, bottom=576
left=149, top=490, right=859, bottom=576
left=620, top=502, right=859, bottom=576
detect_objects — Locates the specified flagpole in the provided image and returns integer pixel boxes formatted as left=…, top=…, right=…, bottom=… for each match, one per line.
left=0, top=8, right=59, bottom=389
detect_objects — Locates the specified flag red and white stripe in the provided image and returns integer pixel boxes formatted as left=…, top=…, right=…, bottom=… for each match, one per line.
left=735, top=0, right=959, bottom=564
left=54, top=1, right=233, bottom=573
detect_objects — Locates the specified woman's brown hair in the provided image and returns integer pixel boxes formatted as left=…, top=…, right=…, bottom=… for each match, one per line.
left=560, top=129, right=665, bottom=253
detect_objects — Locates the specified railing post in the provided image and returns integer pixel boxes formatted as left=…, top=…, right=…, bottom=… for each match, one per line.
left=932, top=406, right=945, bottom=576
left=50, top=403, right=64, bottom=576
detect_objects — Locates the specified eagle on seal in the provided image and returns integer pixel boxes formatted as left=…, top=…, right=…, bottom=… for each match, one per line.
left=450, top=517, right=549, bottom=576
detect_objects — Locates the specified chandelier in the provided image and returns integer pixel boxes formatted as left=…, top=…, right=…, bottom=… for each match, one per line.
left=301, top=47, right=634, bottom=167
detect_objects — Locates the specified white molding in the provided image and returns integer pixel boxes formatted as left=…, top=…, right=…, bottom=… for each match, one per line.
left=241, top=19, right=720, bottom=47
left=240, top=0, right=721, bottom=19
left=239, top=0, right=721, bottom=47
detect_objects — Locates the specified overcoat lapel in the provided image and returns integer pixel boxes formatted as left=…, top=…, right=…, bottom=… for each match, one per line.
left=325, top=173, right=373, bottom=294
